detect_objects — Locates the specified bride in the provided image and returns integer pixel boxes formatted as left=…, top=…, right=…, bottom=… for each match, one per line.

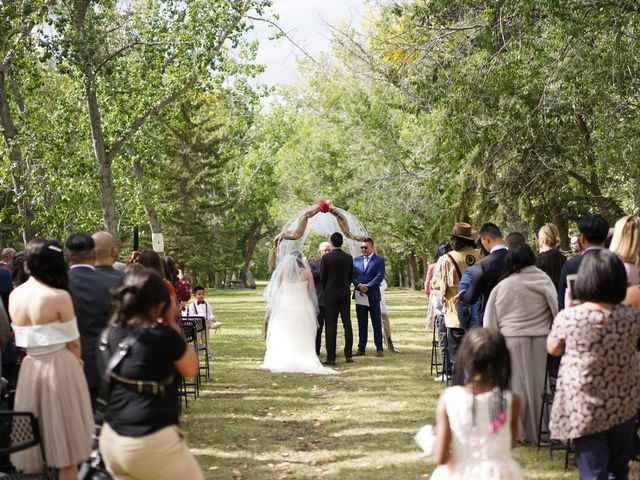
left=261, top=251, right=337, bottom=375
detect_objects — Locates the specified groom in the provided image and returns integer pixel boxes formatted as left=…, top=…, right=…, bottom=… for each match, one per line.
left=353, top=237, right=385, bottom=357
left=320, top=232, right=354, bottom=365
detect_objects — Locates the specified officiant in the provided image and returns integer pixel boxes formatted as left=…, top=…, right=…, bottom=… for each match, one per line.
left=310, top=241, right=332, bottom=356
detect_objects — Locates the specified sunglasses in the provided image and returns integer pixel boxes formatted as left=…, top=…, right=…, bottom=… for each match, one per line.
left=360, top=246, right=370, bottom=250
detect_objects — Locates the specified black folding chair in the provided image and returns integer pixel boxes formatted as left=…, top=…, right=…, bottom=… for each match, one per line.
left=179, top=320, right=200, bottom=403
left=182, top=315, right=209, bottom=381
left=0, top=411, right=56, bottom=479
left=536, top=359, right=573, bottom=468
left=430, top=326, right=442, bottom=375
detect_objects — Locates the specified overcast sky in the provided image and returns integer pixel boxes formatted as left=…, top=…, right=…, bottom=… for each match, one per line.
left=247, top=0, right=369, bottom=88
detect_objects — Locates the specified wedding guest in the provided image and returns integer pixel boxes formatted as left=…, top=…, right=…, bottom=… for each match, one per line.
left=484, top=242, right=558, bottom=444
left=9, top=238, right=93, bottom=480
left=139, top=249, right=177, bottom=305
left=166, top=256, right=190, bottom=304
left=353, top=237, right=386, bottom=357
left=455, top=238, right=487, bottom=331
left=505, top=231, right=526, bottom=247
left=310, top=241, right=332, bottom=355
left=535, top=223, right=567, bottom=289
left=456, top=223, right=508, bottom=322
left=569, top=235, right=582, bottom=256
left=92, top=231, right=125, bottom=284
left=431, top=223, right=479, bottom=381
left=184, top=285, right=221, bottom=330
left=558, top=214, right=609, bottom=309
left=548, top=249, right=639, bottom=479
left=11, top=250, right=28, bottom=287
left=426, top=242, right=452, bottom=381
left=65, top=233, right=115, bottom=408
left=0, top=247, right=15, bottom=268
left=609, top=215, right=640, bottom=285
left=100, top=269, right=203, bottom=480
left=128, top=250, right=141, bottom=264
left=430, top=328, right=523, bottom=479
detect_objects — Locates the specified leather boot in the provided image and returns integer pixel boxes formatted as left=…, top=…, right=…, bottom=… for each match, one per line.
left=387, top=337, right=399, bottom=353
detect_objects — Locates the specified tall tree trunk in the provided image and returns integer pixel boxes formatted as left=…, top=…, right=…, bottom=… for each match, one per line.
left=86, top=83, right=119, bottom=238
left=240, top=217, right=267, bottom=288
left=407, top=253, right=419, bottom=290
left=0, top=70, right=35, bottom=245
left=132, top=158, right=162, bottom=235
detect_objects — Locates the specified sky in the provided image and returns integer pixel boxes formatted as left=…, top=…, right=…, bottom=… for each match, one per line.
left=247, top=0, right=369, bottom=88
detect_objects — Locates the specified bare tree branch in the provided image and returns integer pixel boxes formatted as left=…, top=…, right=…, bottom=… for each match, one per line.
left=245, top=15, right=317, bottom=64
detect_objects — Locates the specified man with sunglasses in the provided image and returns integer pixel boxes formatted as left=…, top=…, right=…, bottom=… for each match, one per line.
left=353, top=238, right=386, bottom=357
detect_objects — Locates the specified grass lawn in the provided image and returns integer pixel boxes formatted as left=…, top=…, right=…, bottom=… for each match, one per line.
left=183, top=286, right=577, bottom=479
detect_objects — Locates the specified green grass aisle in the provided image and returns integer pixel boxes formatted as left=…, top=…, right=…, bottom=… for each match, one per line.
left=183, top=286, right=577, bottom=479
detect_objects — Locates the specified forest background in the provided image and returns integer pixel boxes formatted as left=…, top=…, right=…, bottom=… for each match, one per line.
left=1, top=0, right=639, bottom=288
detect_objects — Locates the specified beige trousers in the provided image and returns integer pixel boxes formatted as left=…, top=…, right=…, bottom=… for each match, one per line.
left=100, top=423, right=204, bottom=480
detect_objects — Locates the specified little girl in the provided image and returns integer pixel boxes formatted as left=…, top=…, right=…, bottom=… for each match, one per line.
left=430, top=328, right=523, bottom=479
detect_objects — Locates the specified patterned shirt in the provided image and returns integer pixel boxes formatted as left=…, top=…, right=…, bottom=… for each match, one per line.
left=549, top=304, right=640, bottom=440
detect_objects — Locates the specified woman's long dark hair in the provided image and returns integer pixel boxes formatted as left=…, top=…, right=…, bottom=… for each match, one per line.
left=499, top=242, right=536, bottom=281
left=139, top=249, right=165, bottom=278
left=24, top=238, right=69, bottom=291
left=454, top=328, right=512, bottom=430
left=110, top=269, right=171, bottom=327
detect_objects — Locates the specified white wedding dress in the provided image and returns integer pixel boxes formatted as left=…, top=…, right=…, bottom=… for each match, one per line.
left=262, top=281, right=337, bottom=375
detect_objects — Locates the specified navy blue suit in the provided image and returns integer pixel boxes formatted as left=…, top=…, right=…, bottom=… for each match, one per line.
left=353, top=253, right=385, bottom=352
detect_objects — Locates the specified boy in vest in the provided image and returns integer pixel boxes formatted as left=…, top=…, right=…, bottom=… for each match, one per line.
left=183, top=285, right=222, bottom=331
left=430, top=223, right=479, bottom=382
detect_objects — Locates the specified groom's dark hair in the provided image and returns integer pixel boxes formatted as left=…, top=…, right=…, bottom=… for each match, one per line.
left=330, top=232, right=343, bottom=247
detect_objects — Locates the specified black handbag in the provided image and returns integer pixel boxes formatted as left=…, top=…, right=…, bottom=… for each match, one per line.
left=77, top=329, right=142, bottom=480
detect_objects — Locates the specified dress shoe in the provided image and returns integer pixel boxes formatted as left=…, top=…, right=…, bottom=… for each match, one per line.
left=376, top=351, right=384, bottom=357
left=345, top=357, right=354, bottom=363
left=353, top=350, right=365, bottom=357
left=323, top=360, right=337, bottom=366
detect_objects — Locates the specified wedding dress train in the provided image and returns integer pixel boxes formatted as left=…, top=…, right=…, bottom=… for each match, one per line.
left=262, top=281, right=337, bottom=375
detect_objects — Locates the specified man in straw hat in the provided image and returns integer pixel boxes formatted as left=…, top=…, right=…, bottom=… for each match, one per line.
left=430, top=222, right=479, bottom=382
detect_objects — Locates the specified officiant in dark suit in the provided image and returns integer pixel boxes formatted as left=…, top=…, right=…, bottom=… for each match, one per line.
left=310, top=241, right=332, bottom=356
left=353, top=237, right=386, bottom=356
left=320, top=232, right=354, bottom=366
left=65, top=233, right=120, bottom=409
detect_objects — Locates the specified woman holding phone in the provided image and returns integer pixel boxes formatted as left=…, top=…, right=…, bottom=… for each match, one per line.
left=547, top=249, right=640, bottom=479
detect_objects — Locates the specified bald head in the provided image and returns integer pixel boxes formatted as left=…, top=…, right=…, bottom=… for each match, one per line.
left=92, top=231, right=117, bottom=266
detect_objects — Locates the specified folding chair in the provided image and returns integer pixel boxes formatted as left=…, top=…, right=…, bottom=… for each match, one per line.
left=182, top=315, right=209, bottom=382
left=0, top=411, right=56, bottom=479
left=179, top=320, right=199, bottom=402
left=430, top=327, right=442, bottom=375
left=536, top=359, right=573, bottom=468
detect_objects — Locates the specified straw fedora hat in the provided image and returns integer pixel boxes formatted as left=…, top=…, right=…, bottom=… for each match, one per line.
left=451, top=222, right=477, bottom=241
